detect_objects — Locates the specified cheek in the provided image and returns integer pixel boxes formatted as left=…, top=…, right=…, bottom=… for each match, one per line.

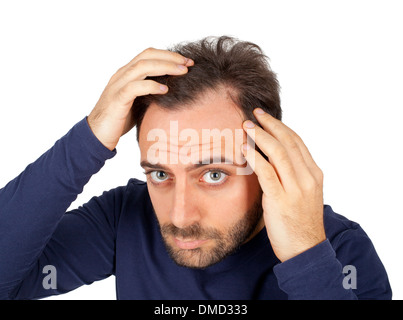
left=203, top=170, right=259, bottom=197
left=202, top=176, right=261, bottom=226
left=147, top=184, right=171, bottom=223
left=223, top=176, right=260, bottom=213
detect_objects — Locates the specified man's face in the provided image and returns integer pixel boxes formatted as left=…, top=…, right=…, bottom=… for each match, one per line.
left=139, top=88, right=264, bottom=269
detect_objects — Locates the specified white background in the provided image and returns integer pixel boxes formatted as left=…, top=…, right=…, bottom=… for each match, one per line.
left=0, top=0, right=402, bottom=300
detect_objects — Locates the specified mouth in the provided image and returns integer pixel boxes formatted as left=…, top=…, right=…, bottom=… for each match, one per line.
left=173, top=237, right=209, bottom=250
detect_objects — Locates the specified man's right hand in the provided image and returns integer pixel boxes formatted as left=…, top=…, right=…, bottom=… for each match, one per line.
left=87, top=48, right=194, bottom=151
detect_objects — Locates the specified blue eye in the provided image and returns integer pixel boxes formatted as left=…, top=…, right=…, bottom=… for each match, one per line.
left=150, top=171, right=169, bottom=182
left=202, top=170, right=227, bottom=184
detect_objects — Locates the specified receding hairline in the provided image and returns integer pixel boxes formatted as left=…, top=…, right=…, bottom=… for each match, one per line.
left=133, top=35, right=282, bottom=142
left=137, top=84, right=246, bottom=142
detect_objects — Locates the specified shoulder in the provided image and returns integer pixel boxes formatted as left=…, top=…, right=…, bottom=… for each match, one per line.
left=122, top=178, right=152, bottom=211
left=127, top=177, right=147, bottom=186
left=85, top=178, right=150, bottom=222
left=323, top=204, right=373, bottom=261
left=112, top=177, right=149, bottom=204
left=323, top=204, right=361, bottom=241
left=86, top=178, right=148, bottom=206
left=126, top=178, right=148, bottom=195
left=323, top=204, right=392, bottom=299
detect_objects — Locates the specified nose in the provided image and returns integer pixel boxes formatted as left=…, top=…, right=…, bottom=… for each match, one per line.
left=169, top=179, right=200, bottom=229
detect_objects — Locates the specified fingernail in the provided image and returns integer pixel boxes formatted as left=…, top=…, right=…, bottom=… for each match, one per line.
left=242, top=143, right=250, bottom=151
left=185, top=58, right=194, bottom=66
left=177, top=64, right=187, bottom=71
left=160, top=85, right=168, bottom=92
left=244, top=120, right=255, bottom=128
left=254, top=108, right=265, bottom=115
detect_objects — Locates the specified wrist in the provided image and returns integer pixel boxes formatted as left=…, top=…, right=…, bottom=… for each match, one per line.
left=86, top=116, right=118, bottom=151
left=84, top=116, right=118, bottom=155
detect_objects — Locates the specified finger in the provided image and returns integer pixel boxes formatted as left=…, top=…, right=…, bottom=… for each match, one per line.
left=243, top=121, right=299, bottom=192
left=288, top=134, right=323, bottom=184
left=132, top=47, right=194, bottom=67
left=114, top=48, right=194, bottom=80
left=118, top=59, right=190, bottom=84
left=241, top=142, right=283, bottom=198
left=252, top=108, right=322, bottom=184
left=116, top=79, right=168, bottom=105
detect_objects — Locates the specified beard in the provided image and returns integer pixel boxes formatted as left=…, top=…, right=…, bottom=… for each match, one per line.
left=157, top=193, right=263, bottom=269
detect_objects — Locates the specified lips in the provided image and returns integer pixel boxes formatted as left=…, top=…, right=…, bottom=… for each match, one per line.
left=174, top=237, right=209, bottom=250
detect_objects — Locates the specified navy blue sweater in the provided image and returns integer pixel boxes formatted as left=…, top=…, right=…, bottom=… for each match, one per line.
left=0, top=117, right=392, bottom=300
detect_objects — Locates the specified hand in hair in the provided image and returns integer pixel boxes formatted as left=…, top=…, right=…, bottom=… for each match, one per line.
left=87, top=48, right=194, bottom=151
left=242, top=108, right=326, bottom=262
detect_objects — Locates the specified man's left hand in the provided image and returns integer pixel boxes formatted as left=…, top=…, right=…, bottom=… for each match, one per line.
left=242, top=108, right=326, bottom=262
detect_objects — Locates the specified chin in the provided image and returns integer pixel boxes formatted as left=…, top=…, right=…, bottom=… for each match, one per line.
left=164, top=238, right=238, bottom=270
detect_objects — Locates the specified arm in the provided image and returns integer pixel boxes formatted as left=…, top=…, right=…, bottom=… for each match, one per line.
left=10, top=184, right=127, bottom=299
left=0, top=48, right=194, bottom=299
left=241, top=108, right=391, bottom=299
left=0, top=118, right=116, bottom=299
left=273, top=224, right=392, bottom=300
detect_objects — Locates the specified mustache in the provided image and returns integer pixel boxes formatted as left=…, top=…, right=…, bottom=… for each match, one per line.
left=160, top=223, right=222, bottom=240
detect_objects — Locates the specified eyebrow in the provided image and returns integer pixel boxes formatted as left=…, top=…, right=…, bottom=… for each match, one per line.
left=140, top=156, right=245, bottom=172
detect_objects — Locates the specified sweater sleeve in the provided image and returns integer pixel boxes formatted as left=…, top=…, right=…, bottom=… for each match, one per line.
left=273, top=227, right=392, bottom=300
left=0, top=117, right=117, bottom=299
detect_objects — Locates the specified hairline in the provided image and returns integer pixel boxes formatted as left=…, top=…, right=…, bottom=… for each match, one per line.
left=136, top=83, right=245, bottom=143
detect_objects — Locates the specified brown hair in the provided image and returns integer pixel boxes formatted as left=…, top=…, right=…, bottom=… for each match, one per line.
left=133, top=35, right=282, bottom=140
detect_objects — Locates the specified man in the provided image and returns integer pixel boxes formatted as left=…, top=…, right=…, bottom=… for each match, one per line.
left=0, top=36, right=392, bottom=299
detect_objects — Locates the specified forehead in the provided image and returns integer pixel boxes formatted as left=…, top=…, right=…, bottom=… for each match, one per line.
left=139, top=89, right=244, bottom=140
left=139, top=90, right=246, bottom=165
